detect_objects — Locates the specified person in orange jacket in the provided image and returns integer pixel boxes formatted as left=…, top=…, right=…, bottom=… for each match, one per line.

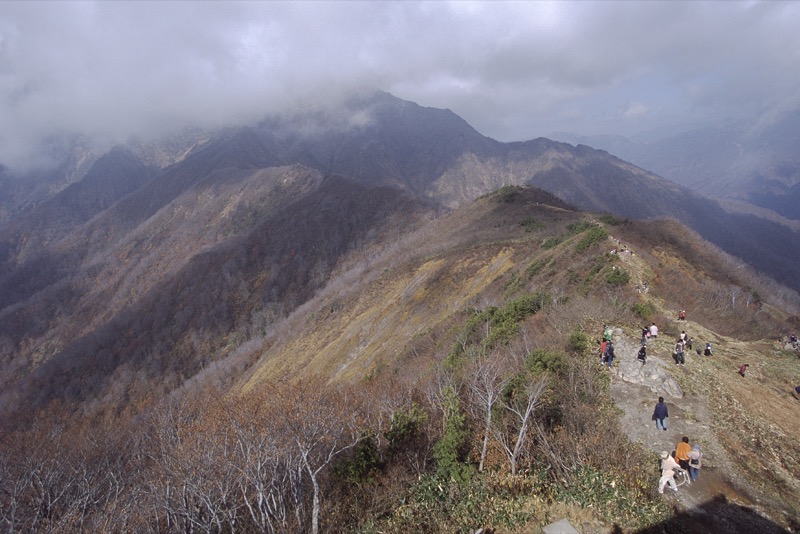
left=675, top=436, right=692, bottom=471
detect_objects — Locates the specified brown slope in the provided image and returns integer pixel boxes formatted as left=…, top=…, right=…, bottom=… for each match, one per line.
left=0, top=173, right=436, bottom=424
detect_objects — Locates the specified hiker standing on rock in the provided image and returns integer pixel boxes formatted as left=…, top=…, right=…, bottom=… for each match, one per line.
left=652, top=396, right=668, bottom=431
left=658, top=451, right=683, bottom=493
left=687, top=444, right=703, bottom=481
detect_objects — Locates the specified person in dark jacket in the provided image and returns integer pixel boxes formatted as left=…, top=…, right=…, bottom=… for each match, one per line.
left=652, top=396, right=668, bottom=431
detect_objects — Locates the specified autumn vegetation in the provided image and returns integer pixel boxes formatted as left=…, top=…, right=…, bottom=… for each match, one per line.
left=1, top=186, right=799, bottom=532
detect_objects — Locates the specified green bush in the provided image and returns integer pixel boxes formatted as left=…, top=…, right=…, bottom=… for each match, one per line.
left=542, top=236, right=562, bottom=249
left=605, top=268, right=630, bottom=286
left=385, top=403, right=428, bottom=456
left=632, top=300, right=657, bottom=319
left=520, top=218, right=545, bottom=232
left=566, top=221, right=595, bottom=234
left=433, top=387, right=472, bottom=483
left=525, top=349, right=565, bottom=375
left=334, top=435, right=381, bottom=483
left=525, top=257, right=549, bottom=279
left=575, top=226, right=609, bottom=252
left=599, top=214, right=628, bottom=226
left=567, top=330, right=590, bottom=355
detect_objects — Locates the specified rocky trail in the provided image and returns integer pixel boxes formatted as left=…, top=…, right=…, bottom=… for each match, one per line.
left=607, top=325, right=799, bottom=533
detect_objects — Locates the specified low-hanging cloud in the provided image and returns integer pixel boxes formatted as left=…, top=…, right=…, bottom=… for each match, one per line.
left=1, top=1, right=799, bottom=170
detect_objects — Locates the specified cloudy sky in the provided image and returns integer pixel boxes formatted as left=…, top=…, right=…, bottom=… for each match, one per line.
left=1, top=0, right=799, bottom=168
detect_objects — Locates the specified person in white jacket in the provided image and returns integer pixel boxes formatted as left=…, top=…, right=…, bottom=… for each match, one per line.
left=658, top=451, right=688, bottom=493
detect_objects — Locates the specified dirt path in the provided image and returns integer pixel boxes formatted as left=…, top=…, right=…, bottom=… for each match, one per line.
left=607, top=327, right=795, bottom=533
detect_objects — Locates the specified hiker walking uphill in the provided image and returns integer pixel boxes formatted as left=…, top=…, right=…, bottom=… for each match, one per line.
left=649, top=322, right=658, bottom=339
left=603, top=340, right=615, bottom=368
left=674, top=338, right=686, bottom=366
left=687, top=444, right=703, bottom=481
left=675, top=436, right=692, bottom=471
left=652, top=397, right=668, bottom=431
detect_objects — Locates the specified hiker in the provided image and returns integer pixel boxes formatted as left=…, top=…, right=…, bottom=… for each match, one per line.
left=637, top=345, right=647, bottom=364
left=704, top=342, right=713, bottom=356
left=678, top=310, right=686, bottom=321
left=675, top=436, right=692, bottom=471
left=685, top=336, right=693, bottom=351
left=649, top=322, right=658, bottom=338
left=791, top=334, right=798, bottom=349
left=599, top=339, right=608, bottom=364
left=674, top=338, right=685, bottom=365
left=652, top=397, right=668, bottom=431
left=658, top=451, right=684, bottom=493
left=687, top=444, right=703, bottom=481
left=680, top=330, right=687, bottom=343
left=604, top=341, right=615, bottom=368
left=603, top=324, right=614, bottom=342
left=738, top=364, right=749, bottom=377
left=641, top=326, right=650, bottom=347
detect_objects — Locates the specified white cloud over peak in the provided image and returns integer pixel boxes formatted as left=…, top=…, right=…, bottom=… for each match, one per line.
left=1, top=1, right=798, bottom=169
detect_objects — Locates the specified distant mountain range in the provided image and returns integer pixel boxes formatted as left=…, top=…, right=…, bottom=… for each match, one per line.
left=550, top=109, right=800, bottom=220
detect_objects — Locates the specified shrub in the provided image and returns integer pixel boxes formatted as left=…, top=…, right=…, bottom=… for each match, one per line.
left=334, top=434, right=381, bottom=483
left=599, top=214, right=628, bottom=226
left=567, top=330, right=590, bottom=355
left=542, top=236, right=562, bottom=249
left=433, top=386, right=471, bottom=483
left=605, top=268, right=630, bottom=286
left=386, top=403, right=429, bottom=456
left=520, top=218, right=545, bottom=232
left=525, top=349, right=565, bottom=375
left=525, top=257, right=549, bottom=279
left=575, top=226, right=609, bottom=252
left=632, top=300, right=657, bottom=319
left=566, top=221, right=595, bottom=235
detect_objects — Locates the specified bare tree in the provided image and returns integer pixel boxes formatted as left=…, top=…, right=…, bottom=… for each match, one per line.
left=492, top=373, right=549, bottom=475
left=466, top=354, right=512, bottom=472
left=276, top=379, right=364, bottom=534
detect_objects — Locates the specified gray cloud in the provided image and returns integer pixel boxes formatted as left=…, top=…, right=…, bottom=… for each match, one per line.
left=1, top=0, right=799, bottom=169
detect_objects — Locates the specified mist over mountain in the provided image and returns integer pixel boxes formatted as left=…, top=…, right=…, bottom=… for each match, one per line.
left=550, top=109, right=800, bottom=221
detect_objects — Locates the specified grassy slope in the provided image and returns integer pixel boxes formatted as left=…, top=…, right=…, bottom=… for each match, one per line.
left=234, top=186, right=800, bottom=531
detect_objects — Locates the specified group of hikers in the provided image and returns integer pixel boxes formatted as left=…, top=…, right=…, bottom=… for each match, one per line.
left=602, top=322, right=716, bottom=496
left=652, top=397, right=704, bottom=493
left=603, top=321, right=714, bottom=369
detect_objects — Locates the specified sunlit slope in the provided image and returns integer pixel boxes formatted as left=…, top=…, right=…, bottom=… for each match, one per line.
left=240, top=186, right=628, bottom=389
